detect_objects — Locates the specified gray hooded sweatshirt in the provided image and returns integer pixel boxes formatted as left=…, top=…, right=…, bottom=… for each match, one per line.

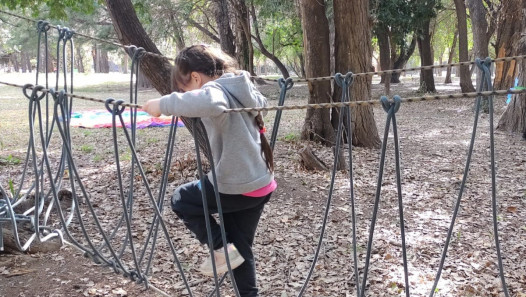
left=159, top=71, right=273, bottom=194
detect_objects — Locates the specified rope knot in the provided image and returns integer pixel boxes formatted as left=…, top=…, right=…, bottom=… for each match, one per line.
left=105, top=98, right=126, bottom=115
left=22, top=84, right=46, bottom=101
left=334, top=72, right=354, bottom=88
left=278, top=77, right=294, bottom=90
left=36, top=20, right=51, bottom=32
left=380, top=95, right=401, bottom=114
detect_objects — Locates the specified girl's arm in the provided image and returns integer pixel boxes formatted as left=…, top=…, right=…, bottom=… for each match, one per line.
left=143, top=86, right=228, bottom=118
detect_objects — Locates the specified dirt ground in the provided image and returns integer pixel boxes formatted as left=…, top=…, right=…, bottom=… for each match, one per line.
left=1, top=73, right=525, bottom=297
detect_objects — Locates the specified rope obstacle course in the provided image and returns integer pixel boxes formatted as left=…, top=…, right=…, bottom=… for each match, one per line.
left=0, top=11, right=524, bottom=297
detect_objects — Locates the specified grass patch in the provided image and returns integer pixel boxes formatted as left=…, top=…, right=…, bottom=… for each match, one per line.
left=0, top=154, right=22, bottom=165
left=80, top=144, right=94, bottom=153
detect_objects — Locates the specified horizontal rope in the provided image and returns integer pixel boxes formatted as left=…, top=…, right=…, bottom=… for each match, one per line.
left=262, top=55, right=526, bottom=83
left=1, top=9, right=524, bottom=83
left=0, top=80, right=142, bottom=108
left=2, top=80, right=525, bottom=113
left=223, top=88, right=526, bottom=113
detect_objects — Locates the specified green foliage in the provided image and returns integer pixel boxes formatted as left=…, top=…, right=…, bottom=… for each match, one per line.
left=8, top=179, right=16, bottom=198
left=0, top=0, right=100, bottom=20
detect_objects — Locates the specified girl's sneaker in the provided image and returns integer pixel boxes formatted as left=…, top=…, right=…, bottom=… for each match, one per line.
left=199, top=243, right=245, bottom=276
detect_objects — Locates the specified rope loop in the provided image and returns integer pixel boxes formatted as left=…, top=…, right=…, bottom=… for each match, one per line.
left=64, top=28, right=75, bottom=41
left=380, top=95, right=402, bottom=114
left=126, top=45, right=146, bottom=60
left=105, top=98, right=126, bottom=115
left=36, top=20, right=50, bottom=32
left=334, top=72, right=354, bottom=88
left=133, top=47, right=146, bottom=61
left=380, top=96, right=391, bottom=113
left=23, top=84, right=46, bottom=101
left=278, top=77, right=294, bottom=91
left=392, top=95, right=402, bottom=113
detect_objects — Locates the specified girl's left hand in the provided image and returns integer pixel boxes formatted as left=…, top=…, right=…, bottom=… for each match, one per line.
left=143, top=99, right=162, bottom=117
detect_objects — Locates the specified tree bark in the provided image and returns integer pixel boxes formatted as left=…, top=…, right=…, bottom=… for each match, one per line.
left=417, top=19, right=436, bottom=93
left=10, top=53, right=20, bottom=72
left=212, top=0, right=236, bottom=57
left=231, top=0, right=254, bottom=74
left=445, top=27, right=458, bottom=84
left=333, top=0, right=380, bottom=148
left=453, top=0, right=475, bottom=92
left=104, top=0, right=210, bottom=160
left=497, top=2, right=526, bottom=138
left=494, top=0, right=521, bottom=89
left=76, top=46, right=85, bottom=73
left=377, top=25, right=391, bottom=94
left=466, top=0, right=490, bottom=93
left=299, top=0, right=335, bottom=148
left=21, top=52, right=28, bottom=73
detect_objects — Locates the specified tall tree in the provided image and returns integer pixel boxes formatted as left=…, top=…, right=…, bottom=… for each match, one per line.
left=444, top=27, right=458, bottom=84
left=497, top=1, right=526, bottom=138
left=453, top=0, right=475, bottom=92
left=414, top=1, right=440, bottom=93
left=298, top=0, right=335, bottom=146
left=333, top=0, right=380, bottom=147
left=466, top=0, right=498, bottom=106
left=212, top=0, right=236, bottom=56
left=493, top=0, right=522, bottom=89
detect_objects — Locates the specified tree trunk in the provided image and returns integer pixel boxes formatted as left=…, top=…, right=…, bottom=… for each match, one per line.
left=333, top=0, right=380, bottom=148
left=76, top=46, right=85, bottom=73
left=99, top=49, right=109, bottom=73
left=497, top=2, right=526, bottom=138
left=10, top=53, right=20, bottom=72
left=391, top=36, right=417, bottom=83
left=417, top=19, right=436, bottom=93
left=466, top=0, right=490, bottom=91
left=138, top=71, right=152, bottom=88
left=494, top=0, right=521, bottom=89
left=122, top=53, right=128, bottom=74
left=21, top=52, right=28, bottom=73
left=212, top=0, right=236, bottom=57
left=299, top=0, right=335, bottom=148
left=105, top=0, right=210, bottom=160
left=453, top=0, right=476, bottom=92
left=445, top=27, right=458, bottom=84
left=377, top=25, right=391, bottom=86
left=232, top=0, right=254, bottom=74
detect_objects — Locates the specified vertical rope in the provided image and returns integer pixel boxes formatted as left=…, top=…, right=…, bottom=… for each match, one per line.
left=297, top=72, right=353, bottom=296
left=429, top=57, right=510, bottom=297
left=270, top=77, right=294, bottom=151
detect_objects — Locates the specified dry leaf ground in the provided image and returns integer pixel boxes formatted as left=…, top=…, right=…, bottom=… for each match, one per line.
left=1, top=72, right=525, bottom=296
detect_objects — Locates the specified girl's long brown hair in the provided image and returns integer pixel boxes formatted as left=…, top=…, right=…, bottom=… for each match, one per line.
left=172, top=45, right=274, bottom=172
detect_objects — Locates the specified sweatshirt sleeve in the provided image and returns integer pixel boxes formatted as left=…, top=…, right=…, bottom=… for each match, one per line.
left=159, top=85, right=229, bottom=118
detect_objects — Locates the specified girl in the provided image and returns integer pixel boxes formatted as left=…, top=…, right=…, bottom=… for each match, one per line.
left=143, top=45, right=276, bottom=297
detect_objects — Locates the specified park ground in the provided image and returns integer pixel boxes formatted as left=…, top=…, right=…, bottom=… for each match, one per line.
left=0, top=72, right=525, bottom=296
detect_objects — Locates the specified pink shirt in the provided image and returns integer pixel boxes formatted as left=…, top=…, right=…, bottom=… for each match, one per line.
left=243, top=179, right=277, bottom=197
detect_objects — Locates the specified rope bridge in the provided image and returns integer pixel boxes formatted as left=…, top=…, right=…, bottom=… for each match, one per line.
left=0, top=12, right=524, bottom=297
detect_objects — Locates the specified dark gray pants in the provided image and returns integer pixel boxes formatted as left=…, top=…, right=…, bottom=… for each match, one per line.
left=171, top=176, right=271, bottom=297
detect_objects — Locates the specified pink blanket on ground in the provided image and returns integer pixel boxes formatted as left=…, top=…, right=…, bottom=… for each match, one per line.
left=67, top=109, right=184, bottom=129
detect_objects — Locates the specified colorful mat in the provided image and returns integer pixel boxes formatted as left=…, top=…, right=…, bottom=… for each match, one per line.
left=67, top=109, right=184, bottom=129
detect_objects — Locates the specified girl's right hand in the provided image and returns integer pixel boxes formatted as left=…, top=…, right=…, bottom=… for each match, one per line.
left=143, top=99, right=162, bottom=117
